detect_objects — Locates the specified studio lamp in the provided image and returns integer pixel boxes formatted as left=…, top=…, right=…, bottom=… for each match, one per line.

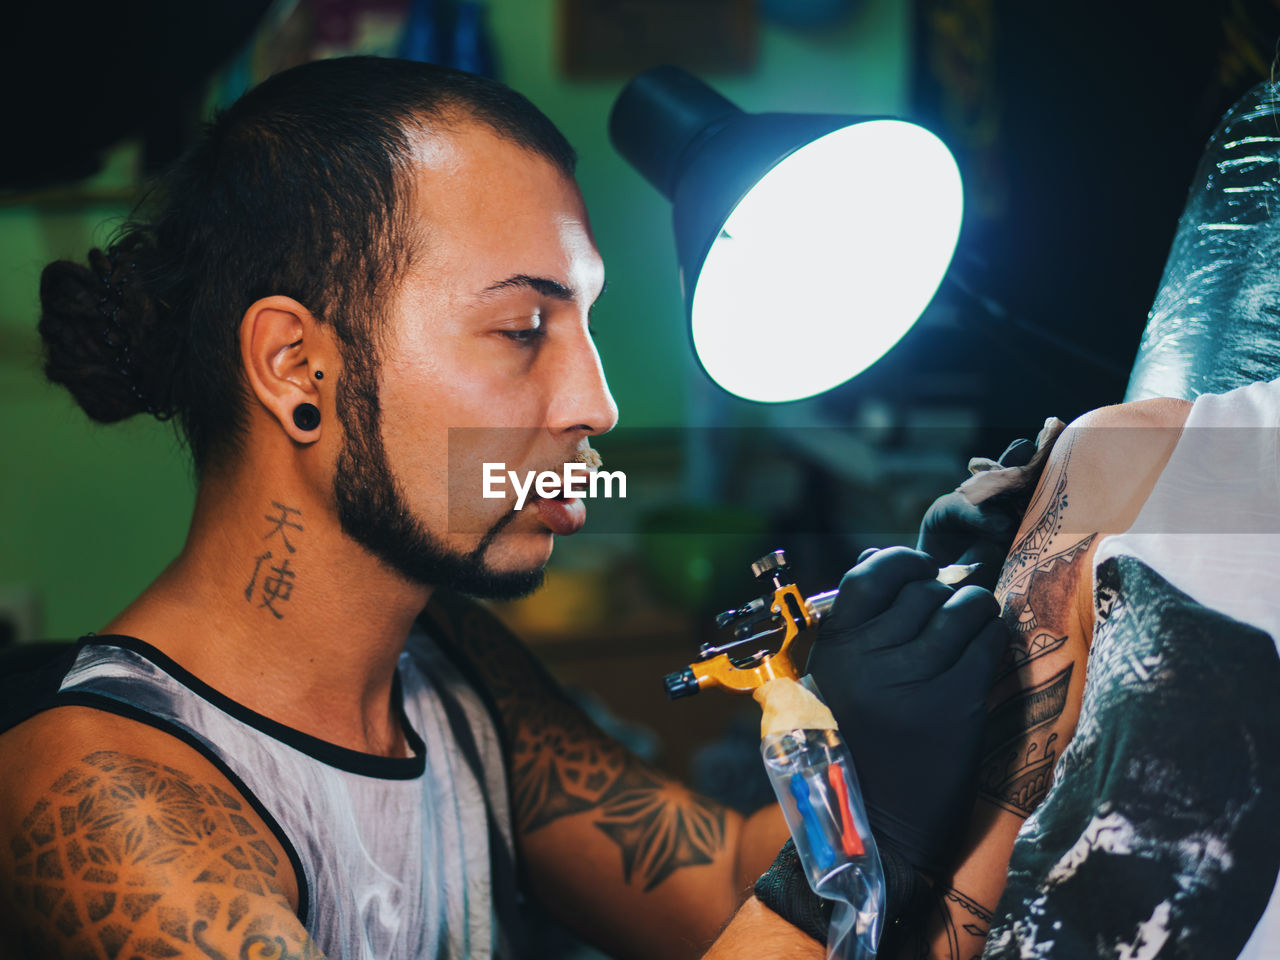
left=609, top=66, right=964, bottom=403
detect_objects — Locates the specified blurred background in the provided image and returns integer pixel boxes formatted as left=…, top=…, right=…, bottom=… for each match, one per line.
left=2, top=0, right=1279, bottom=882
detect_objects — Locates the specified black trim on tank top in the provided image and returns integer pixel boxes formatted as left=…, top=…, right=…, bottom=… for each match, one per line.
left=414, top=601, right=516, bottom=780
left=414, top=598, right=532, bottom=957
left=44, top=690, right=313, bottom=928
left=73, top=635, right=427, bottom=780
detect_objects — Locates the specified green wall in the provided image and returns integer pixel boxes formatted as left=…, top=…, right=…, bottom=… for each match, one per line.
left=0, top=147, right=196, bottom=642
left=0, top=0, right=908, bottom=639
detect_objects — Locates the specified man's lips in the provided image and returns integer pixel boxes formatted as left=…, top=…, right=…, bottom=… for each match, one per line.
left=501, top=444, right=600, bottom=535
left=533, top=494, right=586, bottom=535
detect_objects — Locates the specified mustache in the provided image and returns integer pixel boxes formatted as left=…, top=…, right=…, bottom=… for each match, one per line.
left=574, top=443, right=603, bottom=470
left=475, top=442, right=605, bottom=515
left=523, top=442, right=603, bottom=477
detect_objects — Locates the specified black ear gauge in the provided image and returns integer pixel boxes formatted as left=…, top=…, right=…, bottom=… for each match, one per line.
left=293, top=403, right=321, bottom=431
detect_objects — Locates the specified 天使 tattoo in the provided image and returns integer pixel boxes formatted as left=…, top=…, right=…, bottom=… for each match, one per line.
left=424, top=596, right=728, bottom=893
left=245, top=501, right=303, bottom=619
left=8, top=751, right=322, bottom=959
left=263, top=502, right=303, bottom=554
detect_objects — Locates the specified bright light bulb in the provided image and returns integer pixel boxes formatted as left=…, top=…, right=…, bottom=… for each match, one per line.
left=690, top=120, right=963, bottom=403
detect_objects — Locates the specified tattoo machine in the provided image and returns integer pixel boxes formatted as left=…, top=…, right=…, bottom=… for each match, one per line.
left=662, top=550, right=907, bottom=959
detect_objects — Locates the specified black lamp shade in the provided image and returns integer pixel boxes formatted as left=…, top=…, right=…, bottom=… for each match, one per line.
left=610, top=67, right=964, bottom=403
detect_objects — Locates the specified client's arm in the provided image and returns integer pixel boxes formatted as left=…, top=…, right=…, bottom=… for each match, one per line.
left=891, top=398, right=1189, bottom=958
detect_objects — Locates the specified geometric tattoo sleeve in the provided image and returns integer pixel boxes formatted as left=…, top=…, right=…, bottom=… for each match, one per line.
left=423, top=595, right=728, bottom=893
left=7, top=750, right=323, bottom=960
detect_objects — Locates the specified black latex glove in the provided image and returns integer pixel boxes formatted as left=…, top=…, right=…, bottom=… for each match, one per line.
left=754, top=839, right=832, bottom=942
left=805, top=546, right=1010, bottom=876
left=916, top=417, right=1065, bottom=591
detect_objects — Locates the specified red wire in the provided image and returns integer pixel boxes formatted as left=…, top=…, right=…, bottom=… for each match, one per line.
left=828, top=762, right=865, bottom=857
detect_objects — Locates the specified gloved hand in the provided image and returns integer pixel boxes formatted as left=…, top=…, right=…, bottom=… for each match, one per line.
left=916, top=417, right=1066, bottom=591
left=805, top=546, right=1010, bottom=877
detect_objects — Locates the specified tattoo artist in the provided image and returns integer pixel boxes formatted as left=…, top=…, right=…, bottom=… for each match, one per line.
left=754, top=419, right=1064, bottom=950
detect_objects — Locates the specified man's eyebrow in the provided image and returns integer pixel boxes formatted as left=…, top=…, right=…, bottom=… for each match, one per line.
left=479, top=274, right=576, bottom=302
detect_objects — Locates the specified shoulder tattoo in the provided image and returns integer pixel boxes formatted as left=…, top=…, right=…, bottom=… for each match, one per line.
left=7, top=750, right=322, bottom=959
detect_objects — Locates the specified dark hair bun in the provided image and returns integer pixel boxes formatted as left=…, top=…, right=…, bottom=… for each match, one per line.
left=38, top=238, right=171, bottom=423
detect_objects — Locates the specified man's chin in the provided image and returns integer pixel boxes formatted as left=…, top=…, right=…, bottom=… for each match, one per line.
left=334, top=494, right=547, bottom=599
left=452, top=564, right=546, bottom=601
left=330, top=425, right=547, bottom=600
left=382, top=537, right=548, bottom=600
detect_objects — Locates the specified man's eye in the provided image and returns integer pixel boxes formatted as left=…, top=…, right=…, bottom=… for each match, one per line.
left=500, top=327, right=546, bottom=344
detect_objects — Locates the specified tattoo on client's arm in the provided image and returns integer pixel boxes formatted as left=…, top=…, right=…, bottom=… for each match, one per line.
left=980, top=435, right=1093, bottom=818
left=8, top=750, right=321, bottom=959
left=884, top=442, right=1092, bottom=959
left=883, top=881, right=994, bottom=960
left=426, top=599, right=727, bottom=893
left=979, top=665, right=1074, bottom=817
left=886, top=435, right=1103, bottom=960
left=944, top=887, right=994, bottom=942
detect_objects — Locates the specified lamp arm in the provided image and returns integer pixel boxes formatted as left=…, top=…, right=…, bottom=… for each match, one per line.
left=944, top=268, right=1129, bottom=381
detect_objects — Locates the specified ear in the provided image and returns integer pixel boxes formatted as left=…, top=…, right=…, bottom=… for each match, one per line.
left=240, top=296, right=333, bottom=444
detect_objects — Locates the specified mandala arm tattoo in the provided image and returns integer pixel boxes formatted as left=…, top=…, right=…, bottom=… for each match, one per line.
left=981, top=434, right=1092, bottom=818
left=993, top=432, right=1074, bottom=600
left=424, top=595, right=728, bottom=893
left=6, top=750, right=325, bottom=959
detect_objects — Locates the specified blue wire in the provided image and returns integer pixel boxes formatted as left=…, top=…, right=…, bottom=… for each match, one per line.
left=789, top=773, right=835, bottom=870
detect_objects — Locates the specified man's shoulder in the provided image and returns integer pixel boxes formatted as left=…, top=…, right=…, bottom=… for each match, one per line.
left=0, top=706, right=132, bottom=808
left=0, top=706, right=251, bottom=831
left=0, top=707, right=305, bottom=954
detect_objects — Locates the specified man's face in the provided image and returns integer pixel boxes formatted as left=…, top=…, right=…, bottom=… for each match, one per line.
left=334, top=121, right=617, bottom=598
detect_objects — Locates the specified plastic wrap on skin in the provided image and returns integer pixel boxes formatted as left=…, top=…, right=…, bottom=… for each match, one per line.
left=1126, top=80, right=1280, bottom=403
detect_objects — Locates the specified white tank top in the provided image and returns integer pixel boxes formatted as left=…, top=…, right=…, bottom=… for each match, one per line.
left=986, top=378, right=1280, bottom=959
left=53, top=620, right=519, bottom=959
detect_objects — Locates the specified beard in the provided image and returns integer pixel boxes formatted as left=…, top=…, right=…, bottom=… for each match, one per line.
left=331, top=361, right=545, bottom=601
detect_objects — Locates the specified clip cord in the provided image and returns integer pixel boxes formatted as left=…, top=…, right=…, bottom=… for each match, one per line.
left=789, top=772, right=836, bottom=870
left=828, top=763, right=865, bottom=857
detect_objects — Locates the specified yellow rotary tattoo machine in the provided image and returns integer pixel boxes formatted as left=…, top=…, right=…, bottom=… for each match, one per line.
left=662, top=549, right=833, bottom=699
left=662, top=550, right=980, bottom=699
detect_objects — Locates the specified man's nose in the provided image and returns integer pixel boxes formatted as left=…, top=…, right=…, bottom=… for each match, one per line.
left=547, top=334, right=618, bottom=436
